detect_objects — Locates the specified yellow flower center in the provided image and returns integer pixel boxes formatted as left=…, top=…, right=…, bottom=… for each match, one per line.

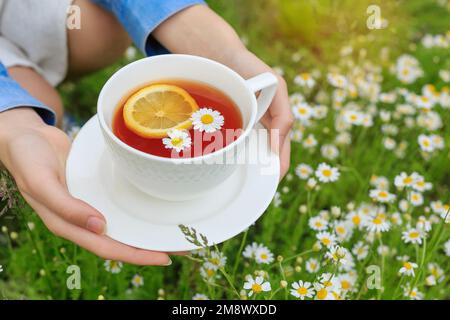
left=423, top=140, right=430, bottom=147
left=352, top=216, right=361, bottom=225
left=322, top=169, right=332, bottom=177
left=378, top=191, right=388, bottom=198
left=350, top=115, right=358, bottom=121
left=171, top=138, right=183, bottom=147
left=252, top=284, right=262, bottom=293
left=201, top=114, right=214, bottom=124
left=315, top=222, right=323, bottom=228
left=301, top=73, right=310, bottom=80
left=206, top=269, right=215, bottom=277
left=336, top=226, right=345, bottom=234
left=322, top=238, right=331, bottom=246
left=260, top=254, right=268, bottom=260
left=297, top=287, right=308, bottom=295
left=403, top=177, right=413, bottom=184
left=317, top=288, right=328, bottom=300
left=409, top=231, right=420, bottom=238
left=404, top=262, right=412, bottom=270
left=341, top=281, right=350, bottom=290
left=298, top=107, right=307, bottom=114
left=373, top=217, right=382, bottom=225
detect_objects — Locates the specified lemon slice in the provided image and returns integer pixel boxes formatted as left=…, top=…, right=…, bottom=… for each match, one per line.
left=123, top=84, right=199, bottom=138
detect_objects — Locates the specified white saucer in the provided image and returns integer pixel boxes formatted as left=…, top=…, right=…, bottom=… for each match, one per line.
left=66, top=116, right=280, bottom=252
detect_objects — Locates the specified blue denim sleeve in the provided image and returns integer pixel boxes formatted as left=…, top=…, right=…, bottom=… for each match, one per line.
left=0, top=63, right=56, bottom=125
left=91, top=0, right=206, bottom=55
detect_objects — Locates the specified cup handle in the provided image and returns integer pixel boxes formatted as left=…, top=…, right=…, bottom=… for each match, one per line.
left=246, top=72, right=279, bottom=122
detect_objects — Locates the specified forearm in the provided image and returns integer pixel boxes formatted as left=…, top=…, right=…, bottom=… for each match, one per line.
left=153, top=5, right=273, bottom=78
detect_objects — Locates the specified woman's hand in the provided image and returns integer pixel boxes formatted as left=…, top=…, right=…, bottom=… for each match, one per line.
left=0, top=108, right=172, bottom=266
left=154, top=5, right=293, bottom=178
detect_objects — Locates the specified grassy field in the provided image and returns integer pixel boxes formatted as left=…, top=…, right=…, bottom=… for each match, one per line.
left=1, top=0, right=449, bottom=300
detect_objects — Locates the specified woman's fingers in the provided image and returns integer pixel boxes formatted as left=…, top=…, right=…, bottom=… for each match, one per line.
left=279, top=136, right=291, bottom=178
left=31, top=200, right=172, bottom=266
left=23, top=169, right=106, bottom=234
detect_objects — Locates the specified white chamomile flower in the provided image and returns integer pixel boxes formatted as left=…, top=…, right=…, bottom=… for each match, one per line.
left=427, top=263, right=444, bottom=284
left=352, top=241, right=369, bottom=260
left=327, top=73, right=348, bottom=88
left=418, top=134, right=434, bottom=152
left=369, top=189, right=396, bottom=203
left=292, top=102, right=313, bottom=122
left=308, top=216, right=329, bottom=231
left=162, top=129, right=191, bottom=153
left=255, top=247, right=274, bottom=264
left=305, top=258, right=320, bottom=273
left=346, top=211, right=365, bottom=229
left=365, top=212, right=391, bottom=233
left=402, top=228, right=423, bottom=245
left=303, top=134, right=318, bottom=148
left=200, top=262, right=218, bottom=283
left=403, top=286, right=423, bottom=300
left=192, top=293, right=209, bottom=300
left=399, top=261, right=418, bottom=277
left=243, top=242, right=265, bottom=259
left=243, top=276, right=271, bottom=297
left=315, top=163, right=340, bottom=183
left=316, top=231, right=337, bottom=248
left=336, top=274, right=356, bottom=294
left=294, top=72, right=315, bottom=88
left=295, top=163, right=313, bottom=180
left=191, top=108, right=224, bottom=133
left=290, top=281, right=315, bottom=300
left=0, top=265, right=3, bottom=273
left=321, top=144, right=339, bottom=160
left=208, top=251, right=227, bottom=269
left=394, top=172, right=419, bottom=188
left=409, top=191, right=424, bottom=206
left=131, top=274, right=144, bottom=288
left=104, top=260, right=123, bottom=274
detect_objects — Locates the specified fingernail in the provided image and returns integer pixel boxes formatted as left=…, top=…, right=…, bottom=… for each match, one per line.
left=86, top=217, right=106, bottom=234
left=164, top=258, right=173, bottom=266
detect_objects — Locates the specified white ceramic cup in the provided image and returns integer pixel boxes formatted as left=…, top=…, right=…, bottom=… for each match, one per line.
left=98, top=54, right=278, bottom=201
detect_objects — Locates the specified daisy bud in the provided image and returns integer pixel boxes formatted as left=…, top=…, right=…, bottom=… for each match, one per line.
left=32, top=249, right=37, bottom=254
left=1, top=226, right=7, bottom=233
left=296, top=257, right=303, bottom=264
left=39, top=269, right=46, bottom=277
left=331, top=206, right=341, bottom=217
left=299, top=205, right=308, bottom=214
left=286, top=173, right=293, bottom=181
left=313, top=242, right=322, bottom=252
left=157, top=297, right=165, bottom=300
left=280, top=280, right=288, bottom=288
left=282, top=186, right=290, bottom=194
left=10, top=232, right=18, bottom=240
left=60, top=247, right=66, bottom=254
left=295, top=266, right=302, bottom=273
left=158, top=289, right=165, bottom=296
left=347, top=202, right=355, bottom=211
left=277, top=255, right=284, bottom=262
left=97, top=295, right=105, bottom=300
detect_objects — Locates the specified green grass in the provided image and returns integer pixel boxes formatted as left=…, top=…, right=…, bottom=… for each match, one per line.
left=1, top=0, right=449, bottom=300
